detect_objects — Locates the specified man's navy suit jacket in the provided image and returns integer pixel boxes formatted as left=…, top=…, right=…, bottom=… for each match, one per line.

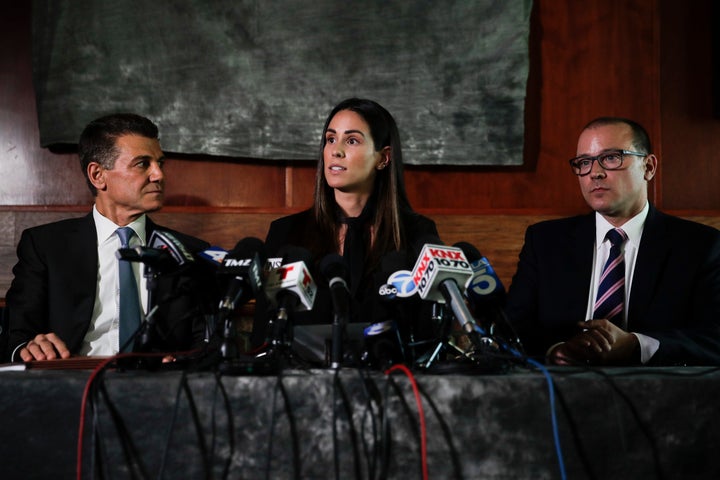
left=506, top=205, right=720, bottom=365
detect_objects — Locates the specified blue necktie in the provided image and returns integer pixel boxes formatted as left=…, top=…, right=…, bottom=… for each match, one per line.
left=593, top=228, right=628, bottom=326
left=117, top=227, right=141, bottom=352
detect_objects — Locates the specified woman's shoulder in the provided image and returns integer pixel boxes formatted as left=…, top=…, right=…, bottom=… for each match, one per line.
left=268, top=209, right=313, bottom=232
left=402, top=211, right=439, bottom=237
left=265, top=209, right=315, bottom=256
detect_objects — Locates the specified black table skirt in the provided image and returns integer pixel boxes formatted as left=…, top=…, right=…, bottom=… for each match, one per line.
left=0, top=365, right=717, bottom=479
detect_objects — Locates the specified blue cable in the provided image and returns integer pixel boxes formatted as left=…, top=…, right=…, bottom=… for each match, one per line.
left=473, top=325, right=567, bottom=480
left=524, top=356, right=567, bottom=480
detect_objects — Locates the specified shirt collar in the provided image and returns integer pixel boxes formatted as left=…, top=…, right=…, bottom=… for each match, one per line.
left=594, top=201, right=649, bottom=249
left=93, top=205, right=147, bottom=246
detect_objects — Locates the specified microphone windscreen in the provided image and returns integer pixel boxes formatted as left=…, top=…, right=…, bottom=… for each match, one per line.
left=381, top=250, right=412, bottom=274
left=277, top=245, right=313, bottom=265
left=148, top=230, right=195, bottom=266
left=229, top=237, right=267, bottom=262
left=453, top=241, right=483, bottom=263
left=411, top=234, right=444, bottom=256
left=320, top=253, right=349, bottom=282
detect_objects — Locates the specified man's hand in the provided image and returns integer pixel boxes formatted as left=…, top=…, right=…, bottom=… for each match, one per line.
left=547, top=320, right=640, bottom=366
left=19, top=333, right=71, bottom=362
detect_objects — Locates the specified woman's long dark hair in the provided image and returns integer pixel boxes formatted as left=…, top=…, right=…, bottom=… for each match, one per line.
left=312, top=98, right=415, bottom=266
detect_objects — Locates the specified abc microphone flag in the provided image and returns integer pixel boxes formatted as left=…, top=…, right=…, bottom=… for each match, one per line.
left=385, top=269, right=416, bottom=298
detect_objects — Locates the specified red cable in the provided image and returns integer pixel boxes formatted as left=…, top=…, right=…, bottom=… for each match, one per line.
left=385, top=364, right=429, bottom=480
left=75, top=350, right=197, bottom=480
left=76, top=355, right=119, bottom=480
left=76, top=356, right=429, bottom=479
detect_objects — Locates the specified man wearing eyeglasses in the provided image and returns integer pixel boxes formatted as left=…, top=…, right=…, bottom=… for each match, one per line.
left=506, top=117, right=720, bottom=366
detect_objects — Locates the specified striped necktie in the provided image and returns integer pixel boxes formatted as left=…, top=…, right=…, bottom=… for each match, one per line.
left=593, top=228, right=628, bottom=326
left=117, top=227, right=141, bottom=352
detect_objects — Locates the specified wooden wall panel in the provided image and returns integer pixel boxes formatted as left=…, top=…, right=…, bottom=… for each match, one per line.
left=162, top=158, right=287, bottom=208
left=2, top=1, right=717, bottom=213
left=660, top=0, right=720, bottom=210
left=1, top=0, right=671, bottom=212
left=3, top=0, right=720, bottom=301
left=2, top=208, right=718, bottom=299
left=0, top=3, right=89, bottom=206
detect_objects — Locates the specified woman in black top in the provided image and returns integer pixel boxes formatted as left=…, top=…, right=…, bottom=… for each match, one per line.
left=253, top=98, right=440, bottom=365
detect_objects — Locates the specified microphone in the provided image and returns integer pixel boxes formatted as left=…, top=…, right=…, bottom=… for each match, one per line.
left=116, top=246, right=179, bottom=272
left=363, top=251, right=412, bottom=369
left=453, top=242, right=507, bottom=314
left=320, top=253, right=350, bottom=369
left=382, top=251, right=417, bottom=298
left=116, top=229, right=196, bottom=275
left=218, top=237, right=267, bottom=315
left=214, top=237, right=266, bottom=361
left=115, top=230, right=197, bottom=354
left=410, top=242, right=486, bottom=347
left=265, top=256, right=284, bottom=271
left=115, top=246, right=171, bottom=353
left=264, top=246, right=317, bottom=346
left=454, top=241, right=520, bottom=350
left=196, top=245, right=229, bottom=266
left=148, top=230, right=195, bottom=267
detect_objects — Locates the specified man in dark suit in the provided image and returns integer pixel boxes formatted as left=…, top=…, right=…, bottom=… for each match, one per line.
left=506, top=117, right=720, bottom=366
left=6, top=113, right=216, bottom=362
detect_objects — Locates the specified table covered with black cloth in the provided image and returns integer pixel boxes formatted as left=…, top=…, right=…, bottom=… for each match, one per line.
left=0, top=365, right=718, bottom=479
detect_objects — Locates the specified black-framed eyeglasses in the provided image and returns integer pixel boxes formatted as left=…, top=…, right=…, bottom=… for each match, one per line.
left=569, top=150, right=647, bottom=176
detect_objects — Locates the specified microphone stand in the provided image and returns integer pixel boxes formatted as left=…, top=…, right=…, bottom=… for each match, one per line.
left=116, top=265, right=161, bottom=370
left=411, top=302, right=453, bottom=368
left=135, top=264, right=159, bottom=352
left=329, top=278, right=350, bottom=369
left=330, top=311, right=346, bottom=369
left=219, top=308, right=238, bottom=361
left=214, top=304, right=278, bottom=376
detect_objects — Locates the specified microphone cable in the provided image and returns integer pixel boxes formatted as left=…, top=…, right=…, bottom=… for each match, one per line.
left=76, top=350, right=220, bottom=480
left=465, top=322, right=568, bottom=480
left=157, top=369, right=216, bottom=480
left=414, top=380, right=463, bottom=480
left=331, top=368, right=363, bottom=480
left=384, top=363, right=429, bottom=480
left=461, top=334, right=566, bottom=480
left=523, top=356, right=567, bottom=480
left=353, top=367, right=383, bottom=480
left=207, top=371, right=235, bottom=480
left=581, top=367, right=668, bottom=480
left=77, top=353, right=142, bottom=480
left=264, top=370, right=301, bottom=480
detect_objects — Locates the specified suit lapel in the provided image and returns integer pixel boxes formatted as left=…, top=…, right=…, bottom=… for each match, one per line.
left=568, top=214, right=596, bottom=317
left=628, top=206, right=670, bottom=325
left=63, top=214, right=100, bottom=336
left=145, top=217, right=157, bottom=241
left=68, top=213, right=99, bottom=287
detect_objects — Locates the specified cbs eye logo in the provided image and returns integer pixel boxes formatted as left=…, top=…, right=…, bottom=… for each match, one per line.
left=386, top=270, right=416, bottom=297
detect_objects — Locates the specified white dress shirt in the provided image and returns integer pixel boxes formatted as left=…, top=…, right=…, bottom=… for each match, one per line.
left=78, top=207, right=148, bottom=356
left=585, top=202, right=659, bottom=363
